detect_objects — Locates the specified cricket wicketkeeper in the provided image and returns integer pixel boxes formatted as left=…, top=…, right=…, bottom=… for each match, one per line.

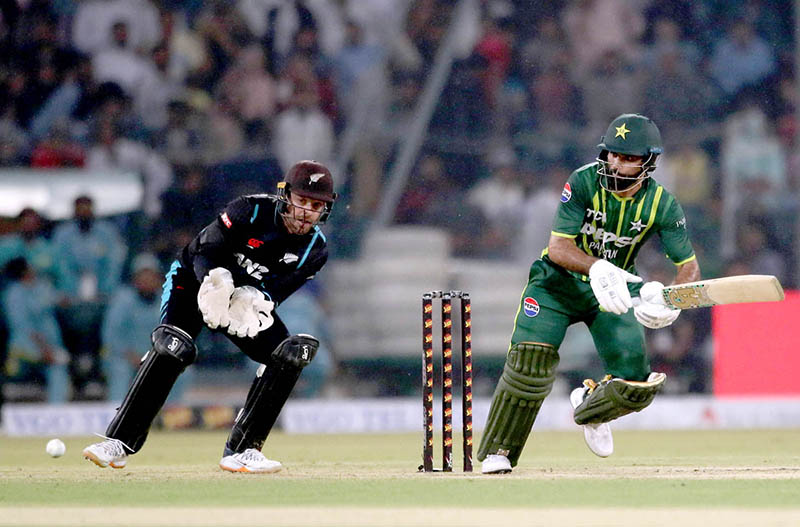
left=479, top=114, right=702, bottom=474
left=83, top=160, right=337, bottom=473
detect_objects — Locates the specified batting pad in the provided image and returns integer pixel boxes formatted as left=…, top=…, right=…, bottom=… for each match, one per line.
left=477, top=342, right=559, bottom=466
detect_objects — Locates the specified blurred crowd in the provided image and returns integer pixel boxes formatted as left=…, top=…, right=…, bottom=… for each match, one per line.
left=0, top=0, right=796, bottom=403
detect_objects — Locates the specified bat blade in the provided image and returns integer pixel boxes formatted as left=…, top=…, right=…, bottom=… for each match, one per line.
left=659, top=275, right=784, bottom=309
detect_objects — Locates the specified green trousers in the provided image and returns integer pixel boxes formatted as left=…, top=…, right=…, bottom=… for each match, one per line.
left=509, top=259, right=649, bottom=381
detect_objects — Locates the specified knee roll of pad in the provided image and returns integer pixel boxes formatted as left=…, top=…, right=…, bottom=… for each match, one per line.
left=152, top=324, right=196, bottom=367
left=272, top=333, right=318, bottom=368
left=574, top=372, right=666, bottom=425
left=477, top=342, right=560, bottom=466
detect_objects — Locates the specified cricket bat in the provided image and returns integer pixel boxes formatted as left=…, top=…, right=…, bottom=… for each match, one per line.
left=649, top=274, right=785, bottom=309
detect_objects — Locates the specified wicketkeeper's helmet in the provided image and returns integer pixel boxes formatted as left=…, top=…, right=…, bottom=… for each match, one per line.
left=596, top=114, right=663, bottom=192
left=276, top=160, right=337, bottom=224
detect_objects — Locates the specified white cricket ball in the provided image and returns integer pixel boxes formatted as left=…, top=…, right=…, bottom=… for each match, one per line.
left=46, top=438, right=66, bottom=458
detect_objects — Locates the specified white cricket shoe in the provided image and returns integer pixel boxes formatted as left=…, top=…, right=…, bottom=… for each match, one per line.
left=219, top=448, right=282, bottom=473
left=570, top=387, right=613, bottom=458
left=481, top=454, right=512, bottom=474
left=83, top=438, right=128, bottom=469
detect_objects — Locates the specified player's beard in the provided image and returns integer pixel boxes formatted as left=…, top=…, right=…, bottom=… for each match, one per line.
left=281, top=208, right=316, bottom=235
left=606, top=170, right=642, bottom=192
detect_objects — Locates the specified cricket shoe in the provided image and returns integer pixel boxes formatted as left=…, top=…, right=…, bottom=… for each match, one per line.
left=570, top=386, right=613, bottom=458
left=481, top=454, right=512, bottom=474
left=219, top=449, right=282, bottom=473
left=83, top=438, right=129, bottom=469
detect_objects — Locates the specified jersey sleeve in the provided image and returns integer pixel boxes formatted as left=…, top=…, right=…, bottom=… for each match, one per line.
left=551, top=170, right=589, bottom=238
left=656, top=194, right=696, bottom=265
left=190, top=197, right=254, bottom=282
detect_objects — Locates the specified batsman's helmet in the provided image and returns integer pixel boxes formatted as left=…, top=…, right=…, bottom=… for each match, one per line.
left=596, top=114, right=662, bottom=192
left=276, top=160, right=337, bottom=224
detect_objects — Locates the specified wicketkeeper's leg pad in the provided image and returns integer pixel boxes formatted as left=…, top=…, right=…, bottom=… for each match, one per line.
left=224, top=334, right=319, bottom=455
left=477, top=342, right=559, bottom=467
left=573, top=372, right=666, bottom=425
left=106, top=325, right=197, bottom=452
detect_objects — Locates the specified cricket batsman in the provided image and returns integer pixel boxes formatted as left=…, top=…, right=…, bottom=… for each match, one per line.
left=478, top=114, right=701, bottom=474
left=83, top=160, right=337, bottom=473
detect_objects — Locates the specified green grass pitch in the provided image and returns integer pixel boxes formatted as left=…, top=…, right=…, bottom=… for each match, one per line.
left=1, top=429, right=800, bottom=526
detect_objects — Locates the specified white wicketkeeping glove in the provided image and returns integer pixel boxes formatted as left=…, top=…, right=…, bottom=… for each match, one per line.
left=589, top=259, right=643, bottom=315
left=634, top=281, right=681, bottom=329
left=227, top=286, right=275, bottom=338
left=197, top=267, right=234, bottom=329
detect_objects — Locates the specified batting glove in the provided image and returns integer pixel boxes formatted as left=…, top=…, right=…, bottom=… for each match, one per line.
left=589, top=259, right=642, bottom=315
left=634, top=281, right=681, bottom=329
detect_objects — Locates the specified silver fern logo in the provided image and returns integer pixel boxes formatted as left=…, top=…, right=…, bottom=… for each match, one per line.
left=280, top=253, right=299, bottom=264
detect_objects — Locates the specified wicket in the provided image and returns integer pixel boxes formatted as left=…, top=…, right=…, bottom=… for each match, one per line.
left=420, top=290, right=473, bottom=472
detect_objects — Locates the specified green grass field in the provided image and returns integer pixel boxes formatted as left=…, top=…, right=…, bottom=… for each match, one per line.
left=2, top=429, right=800, bottom=526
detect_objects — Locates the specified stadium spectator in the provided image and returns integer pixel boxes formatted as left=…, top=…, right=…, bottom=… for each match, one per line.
left=273, top=86, right=334, bottom=173
left=473, top=15, right=514, bottom=107
left=394, top=152, right=487, bottom=257
left=562, top=0, right=645, bottom=73
left=518, top=18, right=570, bottom=77
left=101, top=253, right=190, bottom=403
left=194, top=1, right=252, bottom=90
left=579, top=49, right=642, bottom=136
left=152, top=98, right=208, bottom=166
left=641, top=48, right=717, bottom=142
left=28, top=51, right=91, bottom=141
left=91, top=21, right=156, bottom=101
left=217, top=44, right=277, bottom=126
left=720, top=100, right=789, bottom=222
left=134, top=42, right=184, bottom=132
left=2, top=257, right=70, bottom=403
left=513, top=164, right=569, bottom=266
left=72, top=0, right=161, bottom=56
left=51, top=195, right=127, bottom=303
left=334, top=19, right=386, bottom=123
left=708, top=20, right=777, bottom=99
left=641, top=17, right=701, bottom=70
left=736, top=220, right=788, bottom=286
left=0, top=208, right=56, bottom=285
left=152, top=164, right=218, bottom=263
left=86, top=119, right=173, bottom=219
left=466, top=149, right=524, bottom=237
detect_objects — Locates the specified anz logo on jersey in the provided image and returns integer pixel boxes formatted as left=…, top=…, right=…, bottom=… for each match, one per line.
left=235, top=253, right=269, bottom=280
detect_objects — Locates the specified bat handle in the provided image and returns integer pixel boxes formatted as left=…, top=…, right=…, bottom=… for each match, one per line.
left=631, top=297, right=642, bottom=307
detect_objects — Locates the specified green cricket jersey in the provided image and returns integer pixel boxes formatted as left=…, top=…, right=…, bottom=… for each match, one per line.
left=543, top=162, right=695, bottom=281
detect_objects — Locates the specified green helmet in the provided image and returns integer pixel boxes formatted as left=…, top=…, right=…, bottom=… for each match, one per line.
left=596, top=114, right=662, bottom=192
left=597, top=113, right=663, bottom=157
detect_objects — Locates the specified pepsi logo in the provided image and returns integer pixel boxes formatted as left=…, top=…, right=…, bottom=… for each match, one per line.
left=561, top=182, right=572, bottom=203
left=523, top=297, right=540, bottom=317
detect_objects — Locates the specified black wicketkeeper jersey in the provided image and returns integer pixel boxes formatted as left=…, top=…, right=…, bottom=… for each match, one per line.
left=543, top=162, right=696, bottom=282
left=178, top=194, right=328, bottom=304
